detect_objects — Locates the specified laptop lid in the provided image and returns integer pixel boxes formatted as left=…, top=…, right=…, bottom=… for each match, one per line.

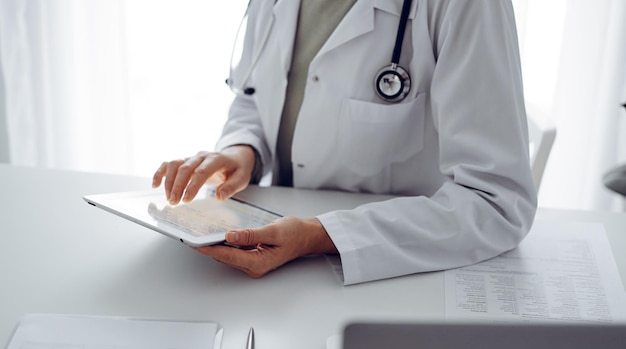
left=342, top=322, right=626, bottom=349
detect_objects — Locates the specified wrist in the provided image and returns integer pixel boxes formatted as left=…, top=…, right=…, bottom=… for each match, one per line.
left=303, top=218, right=338, bottom=255
left=225, top=144, right=262, bottom=184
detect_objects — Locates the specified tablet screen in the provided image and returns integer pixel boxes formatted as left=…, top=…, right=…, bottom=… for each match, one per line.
left=146, top=193, right=279, bottom=237
left=84, top=187, right=281, bottom=246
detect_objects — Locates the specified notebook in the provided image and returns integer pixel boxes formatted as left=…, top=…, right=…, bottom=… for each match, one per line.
left=6, top=314, right=222, bottom=349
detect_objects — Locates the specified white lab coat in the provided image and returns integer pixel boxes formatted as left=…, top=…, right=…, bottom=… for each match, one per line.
left=217, top=0, right=537, bottom=285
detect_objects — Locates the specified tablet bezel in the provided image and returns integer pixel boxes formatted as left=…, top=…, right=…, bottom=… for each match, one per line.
left=83, top=187, right=281, bottom=247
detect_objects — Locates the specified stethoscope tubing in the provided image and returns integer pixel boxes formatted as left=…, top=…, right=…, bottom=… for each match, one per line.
left=228, top=0, right=414, bottom=102
left=391, top=0, right=413, bottom=64
left=228, top=6, right=275, bottom=95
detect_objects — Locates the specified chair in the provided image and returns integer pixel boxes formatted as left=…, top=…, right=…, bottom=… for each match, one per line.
left=525, top=102, right=557, bottom=190
left=603, top=164, right=626, bottom=197
left=602, top=102, right=626, bottom=199
left=0, top=45, right=9, bottom=164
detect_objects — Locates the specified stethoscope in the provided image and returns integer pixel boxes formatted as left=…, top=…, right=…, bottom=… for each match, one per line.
left=227, top=0, right=413, bottom=103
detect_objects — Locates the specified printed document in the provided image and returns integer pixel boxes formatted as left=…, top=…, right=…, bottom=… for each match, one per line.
left=445, top=220, right=626, bottom=323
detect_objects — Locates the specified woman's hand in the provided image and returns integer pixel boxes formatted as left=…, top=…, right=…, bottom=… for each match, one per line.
left=152, top=145, right=256, bottom=204
left=193, top=217, right=338, bottom=278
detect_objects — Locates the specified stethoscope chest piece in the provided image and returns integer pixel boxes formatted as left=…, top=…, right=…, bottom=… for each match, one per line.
left=374, top=0, right=414, bottom=103
left=374, top=63, right=411, bottom=103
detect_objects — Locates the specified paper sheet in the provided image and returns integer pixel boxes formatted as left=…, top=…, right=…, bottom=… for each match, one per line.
left=6, top=314, right=223, bottom=349
left=445, top=220, right=626, bottom=323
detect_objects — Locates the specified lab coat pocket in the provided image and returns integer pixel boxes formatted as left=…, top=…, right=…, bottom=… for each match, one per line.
left=339, top=94, right=426, bottom=176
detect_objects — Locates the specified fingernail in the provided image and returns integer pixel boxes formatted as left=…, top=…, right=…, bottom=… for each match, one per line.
left=228, top=231, right=239, bottom=243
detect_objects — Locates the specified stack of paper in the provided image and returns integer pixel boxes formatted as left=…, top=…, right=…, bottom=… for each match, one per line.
left=445, top=220, right=626, bottom=323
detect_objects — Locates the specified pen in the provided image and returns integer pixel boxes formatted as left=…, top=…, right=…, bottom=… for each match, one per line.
left=246, top=327, right=255, bottom=349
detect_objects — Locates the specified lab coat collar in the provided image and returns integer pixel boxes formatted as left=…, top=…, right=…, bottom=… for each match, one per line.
left=373, top=0, right=418, bottom=18
left=273, top=0, right=300, bottom=75
left=317, top=0, right=417, bottom=61
left=272, top=0, right=418, bottom=76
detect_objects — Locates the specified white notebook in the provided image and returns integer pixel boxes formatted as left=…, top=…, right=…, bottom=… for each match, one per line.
left=6, top=314, right=223, bottom=349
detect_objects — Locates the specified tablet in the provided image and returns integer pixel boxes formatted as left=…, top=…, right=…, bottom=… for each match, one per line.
left=83, top=187, right=281, bottom=246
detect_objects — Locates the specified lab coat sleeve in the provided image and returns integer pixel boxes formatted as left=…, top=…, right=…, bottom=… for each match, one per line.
left=215, top=94, right=271, bottom=178
left=317, top=0, right=537, bottom=285
left=214, top=0, right=272, bottom=178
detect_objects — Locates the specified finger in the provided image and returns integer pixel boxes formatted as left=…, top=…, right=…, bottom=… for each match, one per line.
left=182, top=155, right=224, bottom=203
left=194, top=245, right=276, bottom=278
left=152, top=162, right=168, bottom=188
left=193, top=244, right=233, bottom=257
left=163, top=159, right=184, bottom=201
left=194, top=245, right=255, bottom=268
left=169, top=157, right=205, bottom=204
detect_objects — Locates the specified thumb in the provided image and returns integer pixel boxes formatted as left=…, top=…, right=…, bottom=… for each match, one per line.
left=226, top=226, right=276, bottom=247
left=215, top=171, right=248, bottom=201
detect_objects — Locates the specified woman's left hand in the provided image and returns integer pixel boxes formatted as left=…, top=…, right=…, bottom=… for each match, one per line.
left=193, top=217, right=337, bottom=278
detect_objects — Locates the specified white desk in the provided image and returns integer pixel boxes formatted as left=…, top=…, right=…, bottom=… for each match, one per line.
left=1, top=164, right=626, bottom=349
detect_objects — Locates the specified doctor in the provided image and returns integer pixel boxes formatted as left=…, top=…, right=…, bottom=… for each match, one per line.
left=153, top=0, right=537, bottom=285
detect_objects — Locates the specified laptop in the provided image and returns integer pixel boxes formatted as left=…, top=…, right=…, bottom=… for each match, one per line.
left=342, top=321, right=626, bottom=349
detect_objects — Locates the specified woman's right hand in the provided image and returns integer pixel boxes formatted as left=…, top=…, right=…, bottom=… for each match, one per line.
left=152, top=145, right=257, bottom=205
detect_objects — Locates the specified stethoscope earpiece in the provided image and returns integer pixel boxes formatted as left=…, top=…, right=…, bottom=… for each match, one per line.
left=374, top=64, right=411, bottom=103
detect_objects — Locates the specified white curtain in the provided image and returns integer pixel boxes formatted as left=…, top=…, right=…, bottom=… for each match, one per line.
left=514, top=0, right=626, bottom=211
left=0, top=0, right=132, bottom=173
left=0, top=0, right=246, bottom=175
left=1, top=0, right=625, bottom=211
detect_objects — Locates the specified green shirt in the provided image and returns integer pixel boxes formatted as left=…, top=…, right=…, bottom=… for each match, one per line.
left=275, top=0, right=357, bottom=186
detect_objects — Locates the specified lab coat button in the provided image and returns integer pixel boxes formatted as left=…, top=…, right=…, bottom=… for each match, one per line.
left=312, top=75, right=319, bottom=82
left=297, top=164, right=305, bottom=168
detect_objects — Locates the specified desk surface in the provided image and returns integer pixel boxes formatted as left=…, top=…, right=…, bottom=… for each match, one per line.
left=1, top=164, right=625, bottom=349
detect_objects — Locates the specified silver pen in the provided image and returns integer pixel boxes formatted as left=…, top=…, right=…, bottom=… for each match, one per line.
left=246, top=327, right=255, bottom=349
